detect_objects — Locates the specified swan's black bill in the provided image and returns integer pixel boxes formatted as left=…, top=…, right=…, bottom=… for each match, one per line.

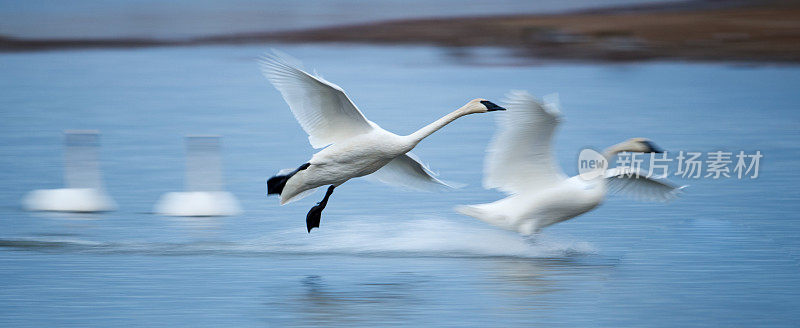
left=267, top=163, right=310, bottom=196
left=643, top=140, right=664, bottom=153
left=306, top=185, right=335, bottom=233
left=481, top=100, right=506, bottom=111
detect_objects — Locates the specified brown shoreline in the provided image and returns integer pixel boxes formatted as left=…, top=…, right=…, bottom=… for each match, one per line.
left=2, top=0, right=800, bottom=63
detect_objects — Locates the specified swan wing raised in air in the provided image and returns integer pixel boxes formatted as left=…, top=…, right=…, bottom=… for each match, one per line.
left=259, top=50, right=374, bottom=148
left=484, top=90, right=567, bottom=195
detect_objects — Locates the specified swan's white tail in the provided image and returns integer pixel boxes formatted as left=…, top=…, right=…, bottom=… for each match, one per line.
left=267, top=163, right=315, bottom=205
left=455, top=204, right=511, bottom=230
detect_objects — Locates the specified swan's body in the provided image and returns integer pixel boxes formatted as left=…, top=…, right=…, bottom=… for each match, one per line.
left=260, top=51, right=504, bottom=231
left=24, top=131, right=116, bottom=213
left=457, top=91, right=683, bottom=235
left=24, top=188, right=116, bottom=213
left=458, top=175, right=607, bottom=235
left=280, top=125, right=411, bottom=203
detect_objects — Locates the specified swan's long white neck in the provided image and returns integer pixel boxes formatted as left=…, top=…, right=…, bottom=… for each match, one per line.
left=602, top=142, right=630, bottom=161
left=406, top=108, right=469, bottom=146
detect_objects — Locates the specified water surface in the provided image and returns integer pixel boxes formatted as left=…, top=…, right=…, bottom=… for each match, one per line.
left=0, top=45, right=799, bottom=326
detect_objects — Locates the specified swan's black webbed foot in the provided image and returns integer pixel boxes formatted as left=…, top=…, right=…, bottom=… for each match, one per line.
left=267, top=163, right=310, bottom=196
left=306, top=185, right=335, bottom=233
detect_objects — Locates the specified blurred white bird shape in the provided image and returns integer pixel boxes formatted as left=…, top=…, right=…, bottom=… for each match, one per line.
left=23, top=131, right=116, bottom=213
left=260, top=51, right=505, bottom=232
left=456, top=91, right=685, bottom=235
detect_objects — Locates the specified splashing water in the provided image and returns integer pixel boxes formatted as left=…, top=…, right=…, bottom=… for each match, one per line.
left=0, top=217, right=595, bottom=258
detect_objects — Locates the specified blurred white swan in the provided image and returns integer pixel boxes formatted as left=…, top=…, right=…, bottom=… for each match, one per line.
left=456, top=91, right=684, bottom=235
left=23, top=131, right=116, bottom=213
left=154, top=136, right=241, bottom=217
left=260, top=51, right=505, bottom=232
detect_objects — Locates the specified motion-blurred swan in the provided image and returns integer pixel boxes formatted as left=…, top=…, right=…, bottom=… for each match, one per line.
left=23, top=130, right=116, bottom=213
left=260, top=51, right=505, bottom=232
left=154, top=136, right=241, bottom=217
left=456, top=91, right=683, bottom=235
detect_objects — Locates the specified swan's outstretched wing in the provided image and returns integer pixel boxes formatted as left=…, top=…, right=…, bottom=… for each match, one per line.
left=259, top=51, right=374, bottom=148
left=484, top=90, right=567, bottom=195
left=605, top=167, right=686, bottom=202
left=366, top=153, right=455, bottom=191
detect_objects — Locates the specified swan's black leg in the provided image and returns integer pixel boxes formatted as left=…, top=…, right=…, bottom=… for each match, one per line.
left=306, top=185, right=335, bottom=233
left=267, top=163, right=310, bottom=196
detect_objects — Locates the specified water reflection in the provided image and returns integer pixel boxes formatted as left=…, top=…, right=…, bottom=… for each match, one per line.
left=482, top=257, right=616, bottom=297
left=264, top=274, right=421, bottom=325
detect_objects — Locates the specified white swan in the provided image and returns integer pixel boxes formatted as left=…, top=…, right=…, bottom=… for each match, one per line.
left=154, top=136, right=241, bottom=217
left=456, top=90, right=684, bottom=235
left=259, top=51, right=505, bottom=232
left=23, top=130, right=116, bottom=213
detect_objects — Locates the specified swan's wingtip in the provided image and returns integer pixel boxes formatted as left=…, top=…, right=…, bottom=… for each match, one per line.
left=671, top=184, right=689, bottom=196
left=657, top=185, right=688, bottom=203
left=257, top=49, right=304, bottom=72
left=453, top=204, right=472, bottom=215
left=454, top=204, right=484, bottom=218
left=671, top=184, right=689, bottom=197
left=542, top=92, right=562, bottom=115
left=442, top=180, right=467, bottom=190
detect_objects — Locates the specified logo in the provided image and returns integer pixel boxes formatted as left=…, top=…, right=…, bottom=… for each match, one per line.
left=578, top=148, right=607, bottom=180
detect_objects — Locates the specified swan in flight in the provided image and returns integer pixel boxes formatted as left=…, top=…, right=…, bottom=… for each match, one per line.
left=259, top=51, right=505, bottom=232
left=456, top=90, right=684, bottom=235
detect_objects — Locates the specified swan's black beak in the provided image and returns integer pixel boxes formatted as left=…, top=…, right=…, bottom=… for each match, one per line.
left=643, top=140, right=665, bottom=153
left=481, top=100, right=506, bottom=111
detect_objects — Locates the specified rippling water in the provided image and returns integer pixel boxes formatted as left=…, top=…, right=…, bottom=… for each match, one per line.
left=1, top=45, right=799, bottom=326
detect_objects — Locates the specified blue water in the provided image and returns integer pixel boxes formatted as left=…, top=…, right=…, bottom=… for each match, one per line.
left=1, top=45, right=799, bottom=327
